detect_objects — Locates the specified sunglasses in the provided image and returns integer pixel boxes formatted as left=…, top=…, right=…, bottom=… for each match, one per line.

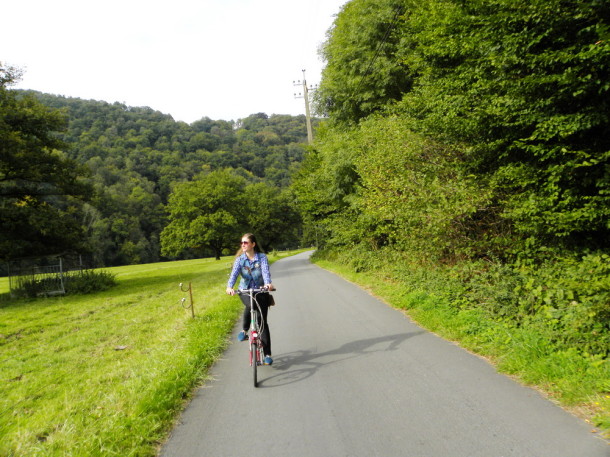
left=240, top=241, right=250, bottom=245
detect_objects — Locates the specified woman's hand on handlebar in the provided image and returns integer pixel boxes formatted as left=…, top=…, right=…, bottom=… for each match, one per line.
left=230, top=285, right=275, bottom=295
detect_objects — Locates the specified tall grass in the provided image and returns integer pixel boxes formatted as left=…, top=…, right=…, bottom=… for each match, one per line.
left=0, top=252, right=293, bottom=456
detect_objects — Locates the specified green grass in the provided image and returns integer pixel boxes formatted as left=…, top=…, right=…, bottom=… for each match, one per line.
left=314, top=258, right=610, bottom=438
left=0, top=251, right=298, bottom=457
left=0, top=276, right=8, bottom=294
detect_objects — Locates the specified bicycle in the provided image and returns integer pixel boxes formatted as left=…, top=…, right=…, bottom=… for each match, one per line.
left=236, top=287, right=275, bottom=387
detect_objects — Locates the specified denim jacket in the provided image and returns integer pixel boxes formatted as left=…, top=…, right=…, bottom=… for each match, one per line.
left=227, top=253, right=271, bottom=290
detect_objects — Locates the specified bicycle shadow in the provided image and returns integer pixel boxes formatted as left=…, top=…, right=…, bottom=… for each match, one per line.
left=257, top=331, right=425, bottom=388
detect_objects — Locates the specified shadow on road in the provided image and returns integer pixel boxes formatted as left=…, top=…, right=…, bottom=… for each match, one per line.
left=258, top=331, right=425, bottom=388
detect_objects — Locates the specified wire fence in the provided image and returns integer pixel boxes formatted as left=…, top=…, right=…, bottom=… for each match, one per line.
left=2, top=254, right=95, bottom=299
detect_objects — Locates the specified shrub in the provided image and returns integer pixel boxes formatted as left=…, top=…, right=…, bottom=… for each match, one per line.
left=64, top=270, right=117, bottom=295
left=8, top=269, right=117, bottom=299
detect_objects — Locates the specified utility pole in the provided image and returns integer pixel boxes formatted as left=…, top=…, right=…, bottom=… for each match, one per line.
left=294, top=69, right=316, bottom=145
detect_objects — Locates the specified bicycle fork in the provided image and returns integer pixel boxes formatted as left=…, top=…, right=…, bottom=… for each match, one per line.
left=249, top=302, right=260, bottom=366
left=249, top=331, right=260, bottom=366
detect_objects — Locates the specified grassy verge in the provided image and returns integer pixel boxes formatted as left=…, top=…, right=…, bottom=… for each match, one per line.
left=313, top=257, right=610, bottom=438
left=0, top=251, right=298, bottom=457
left=0, top=276, right=8, bottom=294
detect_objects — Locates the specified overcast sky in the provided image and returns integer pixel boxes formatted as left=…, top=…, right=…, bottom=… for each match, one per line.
left=3, top=0, right=348, bottom=123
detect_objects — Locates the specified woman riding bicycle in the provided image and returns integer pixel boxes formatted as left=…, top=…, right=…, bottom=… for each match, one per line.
left=226, top=233, right=275, bottom=365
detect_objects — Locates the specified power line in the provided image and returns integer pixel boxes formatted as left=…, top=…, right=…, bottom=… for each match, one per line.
left=353, top=6, right=404, bottom=97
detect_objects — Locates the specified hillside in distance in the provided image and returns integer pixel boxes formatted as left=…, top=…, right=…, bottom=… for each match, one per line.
left=27, top=91, right=316, bottom=265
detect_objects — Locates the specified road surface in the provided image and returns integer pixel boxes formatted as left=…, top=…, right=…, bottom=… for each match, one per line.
left=160, top=251, right=608, bottom=457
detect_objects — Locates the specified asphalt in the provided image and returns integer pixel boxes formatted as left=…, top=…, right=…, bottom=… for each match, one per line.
left=159, top=251, right=609, bottom=457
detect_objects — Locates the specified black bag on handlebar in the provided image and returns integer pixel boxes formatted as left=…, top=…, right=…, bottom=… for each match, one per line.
left=268, top=294, right=276, bottom=306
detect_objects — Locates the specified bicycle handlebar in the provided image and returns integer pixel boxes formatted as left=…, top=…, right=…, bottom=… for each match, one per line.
left=236, top=287, right=276, bottom=295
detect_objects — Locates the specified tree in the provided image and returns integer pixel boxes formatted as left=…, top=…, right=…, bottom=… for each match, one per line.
left=292, top=123, right=363, bottom=248
left=0, top=64, right=93, bottom=260
left=354, top=115, right=489, bottom=260
left=315, top=0, right=415, bottom=125
left=396, top=0, right=610, bottom=253
left=26, top=92, right=311, bottom=265
left=305, top=0, right=610, bottom=258
left=242, top=183, right=302, bottom=250
left=161, top=169, right=248, bottom=260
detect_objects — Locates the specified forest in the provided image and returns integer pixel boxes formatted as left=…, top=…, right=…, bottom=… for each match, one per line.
left=1, top=76, right=314, bottom=266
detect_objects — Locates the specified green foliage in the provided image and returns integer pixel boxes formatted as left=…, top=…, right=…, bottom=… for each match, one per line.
left=64, top=270, right=117, bottom=295
left=16, top=93, right=313, bottom=265
left=161, top=169, right=247, bottom=260
left=0, top=65, right=94, bottom=261
left=161, top=170, right=301, bottom=259
left=292, top=123, right=363, bottom=247
left=242, top=183, right=302, bottom=250
left=396, top=0, right=610, bottom=252
left=8, top=269, right=117, bottom=298
left=9, top=276, right=62, bottom=299
left=354, top=116, right=490, bottom=260
left=513, top=254, right=610, bottom=356
left=308, top=0, right=610, bottom=258
left=316, top=0, right=416, bottom=124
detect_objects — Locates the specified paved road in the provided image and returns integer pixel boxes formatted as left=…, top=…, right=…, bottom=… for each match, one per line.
left=160, top=251, right=608, bottom=457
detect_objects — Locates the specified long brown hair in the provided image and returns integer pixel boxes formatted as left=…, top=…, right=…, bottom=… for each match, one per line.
left=234, top=233, right=264, bottom=256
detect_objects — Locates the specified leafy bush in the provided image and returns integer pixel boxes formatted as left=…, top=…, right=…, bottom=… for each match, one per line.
left=9, top=270, right=117, bottom=298
left=440, top=253, right=610, bottom=357
left=515, top=254, right=610, bottom=356
left=354, top=116, right=491, bottom=262
left=64, top=270, right=117, bottom=295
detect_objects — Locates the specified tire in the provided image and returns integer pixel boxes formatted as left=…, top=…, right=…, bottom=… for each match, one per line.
left=252, top=340, right=258, bottom=387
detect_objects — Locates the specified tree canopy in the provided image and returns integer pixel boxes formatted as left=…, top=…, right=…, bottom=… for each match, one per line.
left=3, top=88, right=313, bottom=265
left=300, top=0, right=610, bottom=260
left=0, top=64, right=93, bottom=260
left=292, top=0, right=610, bottom=363
left=161, top=169, right=301, bottom=259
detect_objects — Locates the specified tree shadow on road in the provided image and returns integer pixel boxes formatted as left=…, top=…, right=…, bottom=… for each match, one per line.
left=258, top=331, right=425, bottom=388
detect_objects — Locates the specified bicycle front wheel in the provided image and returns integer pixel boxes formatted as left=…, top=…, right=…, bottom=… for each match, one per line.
left=252, top=341, right=258, bottom=387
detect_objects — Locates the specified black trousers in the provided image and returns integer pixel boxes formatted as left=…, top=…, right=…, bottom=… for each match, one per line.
left=240, top=292, right=271, bottom=356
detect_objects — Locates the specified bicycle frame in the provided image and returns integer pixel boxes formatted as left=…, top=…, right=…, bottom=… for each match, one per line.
left=237, top=288, right=267, bottom=387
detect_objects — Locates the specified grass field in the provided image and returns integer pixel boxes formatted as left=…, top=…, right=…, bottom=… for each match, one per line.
left=0, top=252, right=297, bottom=457
left=0, top=276, right=9, bottom=295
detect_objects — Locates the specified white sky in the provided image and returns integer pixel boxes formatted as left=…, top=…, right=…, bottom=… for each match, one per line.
left=2, top=0, right=348, bottom=123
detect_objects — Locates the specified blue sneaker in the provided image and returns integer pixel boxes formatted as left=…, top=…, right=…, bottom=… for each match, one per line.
left=264, top=356, right=273, bottom=365
left=237, top=331, right=248, bottom=342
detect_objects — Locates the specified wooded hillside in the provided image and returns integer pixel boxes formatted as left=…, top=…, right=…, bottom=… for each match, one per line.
left=1, top=82, right=313, bottom=265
